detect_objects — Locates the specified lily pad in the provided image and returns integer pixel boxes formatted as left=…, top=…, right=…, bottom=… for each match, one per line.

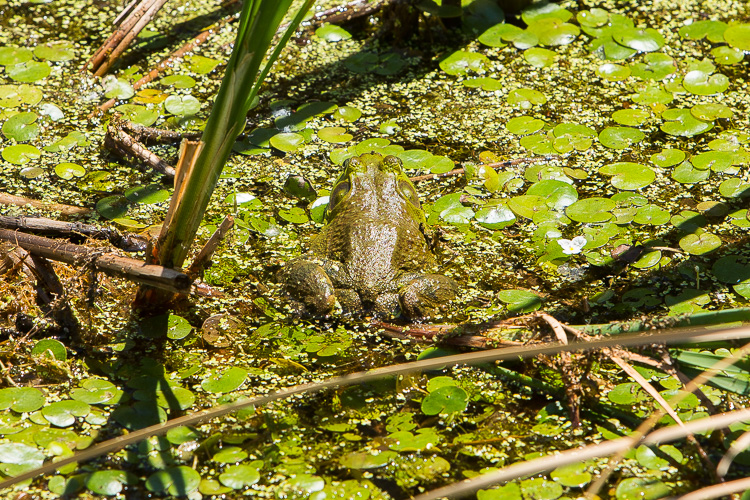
left=96, top=195, right=129, bottom=220
left=526, top=179, right=578, bottom=209
left=146, top=466, right=201, bottom=496
left=86, top=470, right=137, bottom=496
left=114, top=104, right=158, bottom=126
left=724, top=23, right=750, bottom=51
left=201, top=367, right=248, bottom=394
left=219, top=464, right=260, bottom=489
left=630, top=53, right=675, bottom=81
left=185, top=55, right=220, bottom=74
left=671, top=160, right=710, bottom=184
left=506, top=116, right=545, bottom=136
left=422, top=385, right=468, bottom=415
left=712, top=46, right=744, bottom=65
left=692, top=151, right=733, bottom=172
left=612, top=109, right=649, bottom=126
left=526, top=18, right=579, bottom=46
left=524, top=47, right=556, bottom=68
left=661, top=108, right=713, bottom=137
left=54, top=162, right=86, bottom=180
left=31, top=338, right=66, bottom=360
left=598, top=126, right=645, bottom=149
left=478, top=23, right=524, bottom=47
left=2, top=112, right=39, bottom=141
left=679, top=232, right=721, bottom=255
left=125, top=184, right=170, bottom=204
left=333, top=106, right=361, bottom=122
left=439, top=50, right=490, bottom=76
left=315, top=24, right=352, bottom=42
left=7, top=61, right=51, bottom=82
left=507, top=87, right=547, bottom=108
left=42, top=400, right=91, bottom=427
left=318, top=126, right=352, bottom=143
left=634, top=204, right=670, bottom=225
left=159, top=74, right=196, bottom=88
left=615, top=477, right=670, bottom=500
left=497, top=289, right=542, bottom=313
left=599, top=162, right=655, bottom=190
left=70, top=379, right=123, bottom=405
left=683, top=69, right=729, bottom=95
left=631, top=83, right=673, bottom=105
left=0, top=387, right=45, bottom=413
left=2, top=144, right=41, bottom=164
left=691, top=103, right=733, bottom=121
left=679, top=20, right=728, bottom=42
left=270, top=132, right=305, bottom=153
left=164, top=94, right=200, bottom=116
left=0, top=47, right=33, bottom=66
left=614, top=27, right=665, bottom=52
left=566, top=197, right=615, bottom=223
left=463, top=77, right=503, bottom=91
left=596, top=63, right=630, bottom=81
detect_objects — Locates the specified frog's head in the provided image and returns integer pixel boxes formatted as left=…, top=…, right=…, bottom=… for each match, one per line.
left=325, top=153, right=425, bottom=224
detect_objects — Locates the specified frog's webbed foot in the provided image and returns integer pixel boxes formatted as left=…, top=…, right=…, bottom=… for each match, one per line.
left=280, top=259, right=336, bottom=316
left=399, top=273, right=458, bottom=319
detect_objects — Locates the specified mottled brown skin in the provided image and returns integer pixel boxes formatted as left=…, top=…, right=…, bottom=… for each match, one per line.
left=281, top=153, right=458, bottom=319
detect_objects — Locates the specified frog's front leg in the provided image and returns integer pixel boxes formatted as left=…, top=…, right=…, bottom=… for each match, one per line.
left=280, top=258, right=337, bottom=316
left=398, top=273, right=459, bottom=319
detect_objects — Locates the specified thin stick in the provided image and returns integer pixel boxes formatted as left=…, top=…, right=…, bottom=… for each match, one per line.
left=105, top=124, right=176, bottom=178
left=187, top=215, right=234, bottom=278
left=0, top=229, right=190, bottom=294
left=0, top=192, right=91, bottom=217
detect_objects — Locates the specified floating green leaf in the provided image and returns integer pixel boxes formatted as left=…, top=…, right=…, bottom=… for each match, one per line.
left=421, top=385, right=468, bottom=415
left=612, top=109, right=649, bottom=126
left=596, top=63, right=630, bottom=81
left=497, top=289, right=542, bottom=313
left=0, top=387, right=45, bottom=413
left=31, top=339, right=66, bottom=360
left=630, top=53, right=675, bottom=80
left=42, top=400, right=91, bottom=427
left=201, top=366, right=248, bottom=394
left=724, top=23, right=750, bottom=51
left=315, top=24, right=352, bottom=41
left=671, top=160, right=710, bottom=184
left=2, top=144, right=41, bottom=165
left=598, top=126, right=645, bottom=149
left=318, top=126, right=352, bottom=143
left=70, top=379, right=123, bottom=405
left=661, top=108, right=713, bottom=137
left=463, top=77, right=503, bottom=91
left=54, top=162, right=86, bottom=180
left=146, top=466, right=201, bottom=496
left=507, top=88, right=547, bottom=108
left=333, top=106, right=361, bottom=122
left=691, top=103, right=733, bottom=121
left=7, top=61, right=51, bottom=82
left=219, top=464, right=260, bottom=489
left=0, top=47, right=33, bottom=66
left=96, top=195, right=129, bottom=220
left=164, top=94, right=200, bottom=116
left=159, top=74, right=196, bottom=88
left=270, top=132, right=305, bottom=153
left=526, top=18, right=579, bottom=46
left=615, top=477, right=670, bottom=500
left=683, top=69, right=729, bottom=95
left=185, top=55, right=220, bottom=74
left=614, top=27, right=665, bottom=52
left=566, top=197, right=615, bottom=223
left=439, top=50, right=490, bottom=75
left=86, top=470, right=137, bottom=496
left=599, top=162, right=655, bottom=190
left=679, top=20, right=728, bottom=42
left=679, top=232, right=721, bottom=255
left=2, top=112, right=39, bottom=141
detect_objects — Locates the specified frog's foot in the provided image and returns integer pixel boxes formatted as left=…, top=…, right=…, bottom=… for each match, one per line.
left=280, top=260, right=336, bottom=316
left=399, top=274, right=459, bottom=319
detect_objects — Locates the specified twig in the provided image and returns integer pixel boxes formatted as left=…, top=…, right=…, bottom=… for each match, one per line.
left=86, top=0, right=171, bottom=77
left=0, top=229, right=190, bottom=295
left=0, top=192, right=91, bottom=217
left=187, top=215, right=234, bottom=278
left=96, top=10, right=240, bottom=114
left=119, top=120, right=202, bottom=144
left=409, top=155, right=560, bottom=183
left=0, top=215, right=147, bottom=252
left=105, top=123, right=176, bottom=178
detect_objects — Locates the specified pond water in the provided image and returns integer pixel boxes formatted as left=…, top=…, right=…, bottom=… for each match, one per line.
left=1, top=0, right=750, bottom=498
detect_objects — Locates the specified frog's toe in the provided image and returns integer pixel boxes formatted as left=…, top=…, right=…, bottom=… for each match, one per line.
left=399, top=274, right=458, bottom=319
left=281, top=260, right=336, bottom=316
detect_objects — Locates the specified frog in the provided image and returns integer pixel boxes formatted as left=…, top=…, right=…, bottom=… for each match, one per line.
left=280, top=153, right=458, bottom=319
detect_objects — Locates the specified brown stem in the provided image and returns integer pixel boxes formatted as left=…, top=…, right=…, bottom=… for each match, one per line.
left=0, top=192, right=91, bottom=217
left=187, top=215, right=234, bottom=278
left=0, top=229, right=191, bottom=294
left=105, top=124, right=176, bottom=178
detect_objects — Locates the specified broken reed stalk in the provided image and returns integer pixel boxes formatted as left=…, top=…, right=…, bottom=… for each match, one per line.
left=104, top=122, right=176, bottom=178
left=187, top=214, right=234, bottom=278
left=0, top=229, right=190, bottom=294
left=86, top=0, right=171, bottom=76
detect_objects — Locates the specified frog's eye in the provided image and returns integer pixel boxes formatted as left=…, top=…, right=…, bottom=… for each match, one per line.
left=399, top=180, right=420, bottom=208
left=328, top=180, right=351, bottom=211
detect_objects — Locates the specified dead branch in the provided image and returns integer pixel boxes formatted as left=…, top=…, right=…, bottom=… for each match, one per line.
left=86, top=0, right=171, bottom=77
left=105, top=123, right=176, bottom=178
left=0, top=229, right=190, bottom=295
left=0, top=215, right=147, bottom=252
left=0, top=192, right=91, bottom=217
